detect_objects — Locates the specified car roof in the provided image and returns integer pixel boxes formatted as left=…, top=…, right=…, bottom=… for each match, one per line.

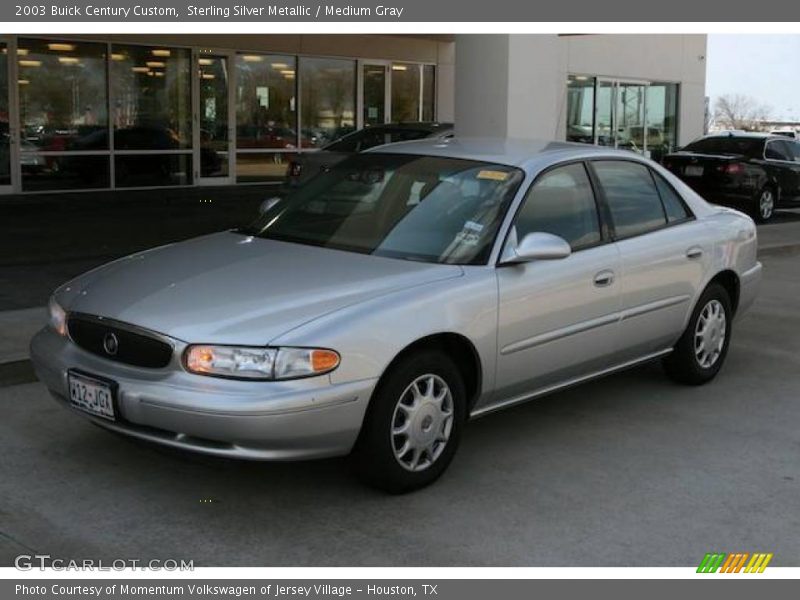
left=365, top=122, right=453, bottom=131
left=366, top=136, right=642, bottom=169
left=699, top=131, right=773, bottom=140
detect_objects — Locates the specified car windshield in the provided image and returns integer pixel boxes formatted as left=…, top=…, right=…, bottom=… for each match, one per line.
left=240, top=154, right=524, bottom=265
left=683, top=137, right=763, bottom=156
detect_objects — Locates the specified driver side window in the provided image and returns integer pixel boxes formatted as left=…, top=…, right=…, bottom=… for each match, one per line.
left=514, top=162, right=602, bottom=251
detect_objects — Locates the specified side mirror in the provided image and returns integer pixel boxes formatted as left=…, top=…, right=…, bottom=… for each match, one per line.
left=503, top=232, right=572, bottom=264
left=259, top=196, right=283, bottom=214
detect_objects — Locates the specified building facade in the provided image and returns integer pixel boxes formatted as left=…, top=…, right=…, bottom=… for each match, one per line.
left=455, top=34, right=707, bottom=164
left=0, top=33, right=706, bottom=196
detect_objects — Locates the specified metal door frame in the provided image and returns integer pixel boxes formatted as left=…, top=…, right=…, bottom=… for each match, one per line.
left=594, top=77, right=651, bottom=156
left=1, top=35, right=19, bottom=194
left=193, top=47, right=236, bottom=186
left=357, top=59, right=391, bottom=129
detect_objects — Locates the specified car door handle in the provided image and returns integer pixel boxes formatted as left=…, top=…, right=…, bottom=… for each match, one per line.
left=686, top=246, right=704, bottom=260
left=593, top=270, right=615, bottom=287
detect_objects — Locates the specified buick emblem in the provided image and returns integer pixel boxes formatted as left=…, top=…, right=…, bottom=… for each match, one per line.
left=103, top=332, right=119, bottom=356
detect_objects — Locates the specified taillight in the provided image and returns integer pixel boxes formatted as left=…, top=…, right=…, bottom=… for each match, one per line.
left=289, top=161, right=303, bottom=177
left=717, top=162, right=744, bottom=175
left=663, top=160, right=674, bottom=171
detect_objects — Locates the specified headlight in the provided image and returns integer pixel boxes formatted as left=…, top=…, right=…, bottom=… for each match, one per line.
left=48, top=296, right=67, bottom=336
left=184, top=345, right=340, bottom=380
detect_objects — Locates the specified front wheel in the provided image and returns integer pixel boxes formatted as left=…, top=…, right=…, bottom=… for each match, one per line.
left=353, top=351, right=466, bottom=493
left=663, top=283, right=733, bottom=385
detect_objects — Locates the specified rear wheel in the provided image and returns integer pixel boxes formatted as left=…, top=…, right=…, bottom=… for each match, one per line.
left=663, top=283, right=733, bottom=385
left=353, top=350, right=466, bottom=493
left=752, top=187, right=776, bottom=223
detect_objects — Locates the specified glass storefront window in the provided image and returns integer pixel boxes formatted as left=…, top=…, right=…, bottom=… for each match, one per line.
left=111, top=45, right=191, bottom=150
left=21, top=154, right=110, bottom=191
left=300, top=57, right=356, bottom=149
left=566, top=75, right=595, bottom=144
left=236, top=152, right=294, bottom=183
left=421, top=64, right=435, bottom=122
left=18, top=38, right=108, bottom=151
left=391, top=63, right=421, bottom=122
left=646, top=82, right=679, bottom=163
left=1, top=44, right=10, bottom=186
left=2, top=39, right=439, bottom=192
left=236, top=54, right=297, bottom=150
left=115, top=153, right=192, bottom=188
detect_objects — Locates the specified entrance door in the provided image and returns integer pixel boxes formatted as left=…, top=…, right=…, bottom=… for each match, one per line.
left=0, top=38, right=16, bottom=194
left=361, top=63, right=389, bottom=127
left=195, top=51, right=234, bottom=185
left=615, top=82, right=647, bottom=154
left=594, top=79, right=649, bottom=156
left=595, top=80, right=615, bottom=148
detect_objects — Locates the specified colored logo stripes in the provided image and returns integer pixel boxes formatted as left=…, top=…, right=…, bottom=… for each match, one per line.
left=697, top=552, right=773, bottom=573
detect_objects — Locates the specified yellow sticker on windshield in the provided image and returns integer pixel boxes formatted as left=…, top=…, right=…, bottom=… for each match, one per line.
left=477, top=170, right=510, bottom=181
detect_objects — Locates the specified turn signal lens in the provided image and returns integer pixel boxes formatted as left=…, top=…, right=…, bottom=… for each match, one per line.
left=274, top=347, right=341, bottom=380
left=311, top=349, right=340, bottom=372
left=184, top=345, right=339, bottom=380
left=48, top=296, right=67, bottom=337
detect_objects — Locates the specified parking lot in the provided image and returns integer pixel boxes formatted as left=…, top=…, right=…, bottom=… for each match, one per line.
left=1, top=244, right=799, bottom=567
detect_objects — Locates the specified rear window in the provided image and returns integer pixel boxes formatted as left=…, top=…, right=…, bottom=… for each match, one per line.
left=682, top=137, right=763, bottom=156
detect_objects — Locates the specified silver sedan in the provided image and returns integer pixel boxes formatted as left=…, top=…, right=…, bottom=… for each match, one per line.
left=30, top=138, right=762, bottom=492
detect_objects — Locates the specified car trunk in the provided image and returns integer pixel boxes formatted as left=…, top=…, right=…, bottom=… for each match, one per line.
left=663, top=153, right=748, bottom=188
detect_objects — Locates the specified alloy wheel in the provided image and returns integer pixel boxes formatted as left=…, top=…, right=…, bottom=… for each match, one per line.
left=391, top=374, right=454, bottom=472
left=694, top=299, right=727, bottom=369
left=760, top=190, right=775, bottom=220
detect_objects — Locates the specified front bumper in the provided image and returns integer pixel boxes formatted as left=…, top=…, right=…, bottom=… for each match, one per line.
left=30, top=327, right=377, bottom=460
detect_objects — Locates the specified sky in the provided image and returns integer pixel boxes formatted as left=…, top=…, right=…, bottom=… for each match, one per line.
left=706, top=34, right=800, bottom=122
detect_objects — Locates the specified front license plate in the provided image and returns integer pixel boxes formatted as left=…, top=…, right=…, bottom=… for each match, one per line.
left=684, top=165, right=704, bottom=177
left=68, top=371, right=116, bottom=421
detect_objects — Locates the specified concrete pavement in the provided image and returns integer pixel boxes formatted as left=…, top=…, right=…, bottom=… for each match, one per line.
left=1, top=251, right=798, bottom=567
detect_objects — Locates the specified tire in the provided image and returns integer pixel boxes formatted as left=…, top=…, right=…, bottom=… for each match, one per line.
left=663, top=283, right=733, bottom=385
left=353, top=350, right=466, bottom=493
left=752, top=187, right=776, bottom=223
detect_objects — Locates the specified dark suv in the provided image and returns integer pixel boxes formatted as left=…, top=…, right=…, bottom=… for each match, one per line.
left=663, top=132, right=800, bottom=222
left=284, top=122, right=453, bottom=189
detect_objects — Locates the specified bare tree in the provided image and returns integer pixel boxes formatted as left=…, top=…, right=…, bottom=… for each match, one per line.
left=714, top=94, right=772, bottom=131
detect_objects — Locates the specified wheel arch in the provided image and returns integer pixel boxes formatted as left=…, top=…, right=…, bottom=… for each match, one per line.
left=371, top=332, right=483, bottom=414
left=708, top=269, right=741, bottom=315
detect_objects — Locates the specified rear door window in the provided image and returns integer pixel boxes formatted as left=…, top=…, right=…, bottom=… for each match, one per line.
left=765, top=140, right=793, bottom=161
left=591, top=161, right=668, bottom=239
left=652, top=171, right=692, bottom=223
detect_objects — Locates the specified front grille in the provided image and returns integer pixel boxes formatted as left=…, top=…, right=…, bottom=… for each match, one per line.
left=67, top=315, right=173, bottom=368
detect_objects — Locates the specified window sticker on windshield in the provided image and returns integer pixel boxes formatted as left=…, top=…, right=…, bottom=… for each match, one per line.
left=463, top=220, right=484, bottom=233
left=454, top=231, right=481, bottom=247
left=477, top=170, right=510, bottom=181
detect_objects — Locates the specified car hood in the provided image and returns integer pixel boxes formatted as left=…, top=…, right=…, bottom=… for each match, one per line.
left=59, top=232, right=463, bottom=345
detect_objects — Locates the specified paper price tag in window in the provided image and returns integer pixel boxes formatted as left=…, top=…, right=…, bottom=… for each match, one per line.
left=477, top=170, right=510, bottom=182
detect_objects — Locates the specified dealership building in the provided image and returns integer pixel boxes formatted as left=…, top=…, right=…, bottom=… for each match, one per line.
left=0, top=33, right=706, bottom=195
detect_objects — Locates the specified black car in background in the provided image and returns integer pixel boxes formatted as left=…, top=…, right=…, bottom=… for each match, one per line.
left=664, top=132, right=800, bottom=222
left=283, top=122, right=453, bottom=189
